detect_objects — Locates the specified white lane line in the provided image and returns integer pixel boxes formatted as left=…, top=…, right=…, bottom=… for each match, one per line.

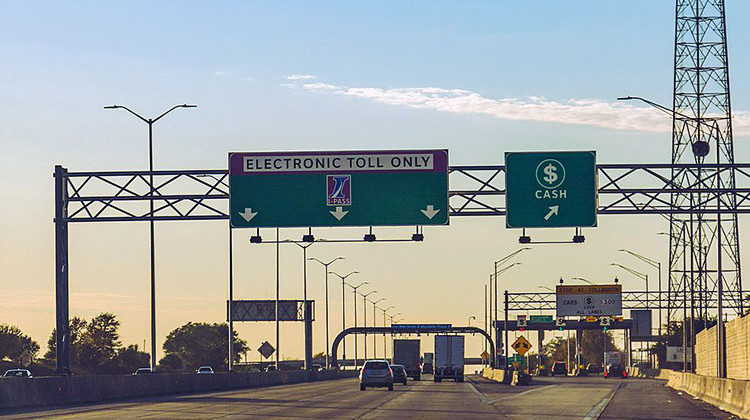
left=582, top=383, right=622, bottom=420
left=466, top=381, right=490, bottom=404
left=487, top=384, right=556, bottom=404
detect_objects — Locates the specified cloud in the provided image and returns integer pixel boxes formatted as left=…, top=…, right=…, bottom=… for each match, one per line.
left=290, top=80, right=750, bottom=135
left=286, top=74, right=317, bottom=80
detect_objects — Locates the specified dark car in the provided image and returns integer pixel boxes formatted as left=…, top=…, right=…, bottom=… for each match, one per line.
left=586, top=363, right=602, bottom=374
left=551, top=362, right=567, bottom=376
left=265, top=365, right=277, bottom=372
left=359, top=360, right=393, bottom=391
left=132, top=367, right=152, bottom=375
left=390, top=364, right=408, bottom=385
left=604, top=363, right=628, bottom=379
left=3, top=369, right=32, bottom=378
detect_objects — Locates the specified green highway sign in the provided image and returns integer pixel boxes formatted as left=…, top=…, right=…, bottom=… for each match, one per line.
left=529, top=315, right=553, bottom=323
left=505, top=151, right=597, bottom=228
left=229, top=150, right=449, bottom=228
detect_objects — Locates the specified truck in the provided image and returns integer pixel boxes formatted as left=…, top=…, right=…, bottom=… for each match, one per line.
left=605, top=351, right=621, bottom=367
left=392, top=339, right=421, bottom=380
left=434, top=335, right=464, bottom=382
left=422, top=352, right=434, bottom=374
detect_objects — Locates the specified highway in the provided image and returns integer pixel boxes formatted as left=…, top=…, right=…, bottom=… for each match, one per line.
left=2, top=375, right=732, bottom=419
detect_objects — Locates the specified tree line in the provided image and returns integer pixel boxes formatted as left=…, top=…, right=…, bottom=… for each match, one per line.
left=1, top=314, right=247, bottom=375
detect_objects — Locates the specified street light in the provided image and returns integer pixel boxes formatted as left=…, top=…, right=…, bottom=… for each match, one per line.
left=571, top=277, right=595, bottom=285
left=619, top=249, right=663, bottom=337
left=538, top=286, right=554, bottom=292
left=345, top=281, right=368, bottom=369
left=329, top=270, right=359, bottom=369
left=381, top=306, right=395, bottom=359
left=468, top=315, right=476, bottom=327
left=360, top=290, right=377, bottom=359
left=370, top=298, right=386, bottom=357
left=104, top=103, right=196, bottom=371
left=309, top=257, right=344, bottom=367
left=611, top=263, right=649, bottom=308
left=494, top=261, right=523, bottom=368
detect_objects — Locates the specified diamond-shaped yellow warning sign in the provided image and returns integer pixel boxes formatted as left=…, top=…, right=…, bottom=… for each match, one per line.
left=511, top=335, right=532, bottom=356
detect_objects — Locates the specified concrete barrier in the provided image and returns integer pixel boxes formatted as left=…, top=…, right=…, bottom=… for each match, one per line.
left=482, top=367, right=510, bottom=384
left=0, top=369, right=358, bottom=410
left=626, top=367, right=673, bottom=380
left=667, top=371, right=750, bottom=419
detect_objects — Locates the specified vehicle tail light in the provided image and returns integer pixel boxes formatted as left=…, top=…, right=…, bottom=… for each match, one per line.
left=388, top=368, right=393, bottom=376
left=623, top=371, right=627, bottom=377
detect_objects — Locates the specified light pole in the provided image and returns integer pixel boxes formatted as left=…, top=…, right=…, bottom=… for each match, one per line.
left=619, top=249, right=663, bottom=337
left=468, top=315, right=476, bottom=327
left=371, top=298, right=386, bottom=357
left=571, top=277, right=595, bottom=285
left=346, top=281, right=368, bottom=369
left=360, top=290, right=377, bottom=360
left=538, top=286, right=554, bottom=292
left=380, top=306, right=395, bottom=359
left=492, top=248, right=531, bottom=367
left=288, top=241, right=315, bottom=370
left=104, top=103, right=196, bottom=371
left=329, top=271, right=359, bottom=369
left=309, top=257, right=344, bottom=368
left=495, top=261, right=524, bottom=367
left=611, top=263, right=649, bottom=307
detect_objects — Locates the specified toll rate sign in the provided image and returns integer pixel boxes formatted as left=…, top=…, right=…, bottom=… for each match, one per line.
left=505, top=151, right=597, bottom=228
left=229, top=150, right=449, bottom=228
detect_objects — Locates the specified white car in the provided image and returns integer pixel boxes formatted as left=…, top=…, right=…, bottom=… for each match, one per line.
left=3, top=369, right=32, bottom=378
left=196, top=366, right=214, bottom=374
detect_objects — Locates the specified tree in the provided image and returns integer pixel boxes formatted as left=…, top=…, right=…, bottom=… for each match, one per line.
left=45, top=317, right=87, bottom=362
left=77, top=313, right=121, bottom=372
left=158, top=353, right=183, bottom=372
left=0, top=324, right=40, bottom=361
left=112, top=344, right=150, bottom=374
left=543, top=330, right=619, bottom=368
left=162, top=322, right=247, bottom=372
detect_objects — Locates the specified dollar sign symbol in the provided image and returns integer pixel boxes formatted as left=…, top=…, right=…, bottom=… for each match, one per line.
left=543, top=163, right=558, bottom=184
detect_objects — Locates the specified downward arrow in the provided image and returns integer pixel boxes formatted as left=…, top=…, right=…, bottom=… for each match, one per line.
left=239, top=208, right=258, bottom=222
left=544, top=205, right=559, bottom=221
left=421, top=205, right=440, bottom=219
left=330, top=206, right=349, bottom=221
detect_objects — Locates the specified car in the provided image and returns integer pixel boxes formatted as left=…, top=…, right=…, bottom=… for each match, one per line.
left=604, top=363, right=628, bottom=379
left=265, top=365, right=277, bottom=372
left=308, top=364, right=323, bottom=372
left=132, top=367, right=152, bottom=375
left=3, top=369, right=32, bottom=378
left=390, top=364, right=408, bottom=385
left=196, top=366, right=214, bottom=374
left=551, top=362, right=567, bottom=376
left=359, top=360, right=394, bottom=391
left=586, top=363, right=602, bottom=374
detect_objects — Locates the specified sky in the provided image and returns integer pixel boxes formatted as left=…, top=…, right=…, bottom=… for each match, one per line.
left=2, top=1, right=750, bottom=365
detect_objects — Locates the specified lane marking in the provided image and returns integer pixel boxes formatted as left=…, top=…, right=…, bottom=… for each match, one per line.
left=487, top=385, right=555, bottom=404
left=466, top=381, right=490, bottom=404
left=582, top=383, right=621, bottom=420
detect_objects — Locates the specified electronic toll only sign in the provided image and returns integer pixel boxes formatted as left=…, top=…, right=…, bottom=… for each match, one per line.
left=229, top=150, right=448, bottom=228
left=505, top=151, right=597, bottom=228
left=555, top=284, right=622, bottom=317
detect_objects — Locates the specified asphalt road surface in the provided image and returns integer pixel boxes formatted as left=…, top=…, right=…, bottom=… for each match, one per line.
left=1, top=375, right=735, bottom=419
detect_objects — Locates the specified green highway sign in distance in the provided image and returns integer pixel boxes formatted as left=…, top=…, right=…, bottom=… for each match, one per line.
left=505, top=151, right=597, bottom=228
left=529, top=315, right=553, bottom=323
left=229, top=150, right=449, bottom=228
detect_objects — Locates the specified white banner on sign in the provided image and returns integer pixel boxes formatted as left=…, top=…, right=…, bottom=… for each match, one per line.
left=666, top=347, right=692, bottom=363
left=555, top=285, right=623, bottom=317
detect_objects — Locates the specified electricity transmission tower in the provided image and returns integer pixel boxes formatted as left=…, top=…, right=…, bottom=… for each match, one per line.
left=668, top=0, right=742, bottom=373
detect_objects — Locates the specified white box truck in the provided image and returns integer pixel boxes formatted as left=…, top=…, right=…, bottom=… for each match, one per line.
left=434, top=335, right=464, bottom=382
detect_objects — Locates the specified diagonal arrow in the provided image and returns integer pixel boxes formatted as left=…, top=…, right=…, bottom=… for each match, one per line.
left=544, top=205, right=559, bottom=221
left=330, top=206, right=349, bottom=221
left=420, top=205, right=440, bottom=219
left=239, top=208, right=258, bottom=222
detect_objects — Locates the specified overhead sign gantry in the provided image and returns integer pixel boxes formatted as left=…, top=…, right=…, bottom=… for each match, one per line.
left=229, top=149, right=449, bottom=228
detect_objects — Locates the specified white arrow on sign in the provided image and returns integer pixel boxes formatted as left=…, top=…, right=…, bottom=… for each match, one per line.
left=544, top=205, right=559, bottom=221
left=421, top=205, right=440, bottom=219
left=239, top=208, right=258, bottom=222
left=330, top=206, right=349, bottom=220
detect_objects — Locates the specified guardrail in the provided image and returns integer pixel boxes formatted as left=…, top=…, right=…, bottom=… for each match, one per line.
left=0, top=369, right=357, bottom=410
left=667, top=371, right=750, bottom=418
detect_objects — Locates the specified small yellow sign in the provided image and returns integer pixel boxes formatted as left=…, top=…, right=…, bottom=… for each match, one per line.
left=511, top=335, right=532, bottom=356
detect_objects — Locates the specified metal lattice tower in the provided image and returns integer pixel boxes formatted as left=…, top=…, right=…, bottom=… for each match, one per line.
left=668, top=0, right=742, bottom=334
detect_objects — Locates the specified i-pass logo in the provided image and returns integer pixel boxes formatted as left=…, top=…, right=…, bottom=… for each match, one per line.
left=327, top=175, right=351, bottom=206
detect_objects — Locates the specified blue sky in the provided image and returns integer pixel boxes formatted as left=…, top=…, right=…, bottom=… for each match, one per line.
left=2, top=1, right=750, bottom=361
